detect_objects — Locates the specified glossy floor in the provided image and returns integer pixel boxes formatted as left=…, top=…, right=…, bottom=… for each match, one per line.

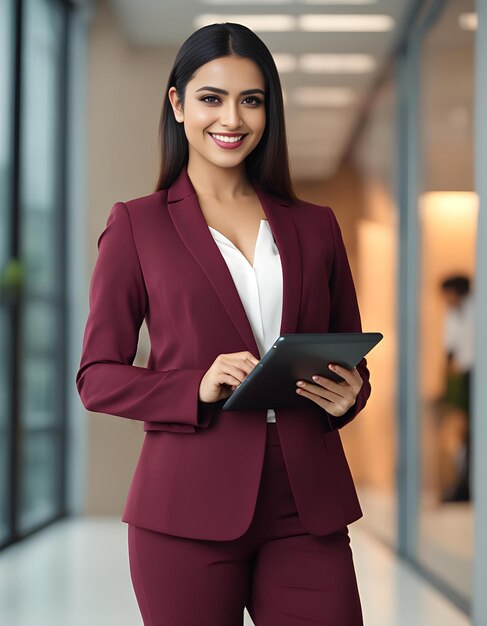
left=0, top=517, right=470, bottom=626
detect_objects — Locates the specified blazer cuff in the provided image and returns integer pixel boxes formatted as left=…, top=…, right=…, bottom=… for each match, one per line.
left=143, top=369, right=217, bottom=433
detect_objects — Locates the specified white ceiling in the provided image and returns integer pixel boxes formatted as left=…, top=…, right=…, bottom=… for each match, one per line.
left=107, top=0, right=414, bottom=181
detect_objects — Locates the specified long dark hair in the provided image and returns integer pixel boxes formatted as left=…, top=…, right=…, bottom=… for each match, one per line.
left=154, top=22, right=298, bottom=202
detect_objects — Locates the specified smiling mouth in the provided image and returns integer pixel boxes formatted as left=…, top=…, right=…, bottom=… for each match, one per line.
left=208, top=132, right=249, bottom=149
left=209, top=132, right=248, bottom=139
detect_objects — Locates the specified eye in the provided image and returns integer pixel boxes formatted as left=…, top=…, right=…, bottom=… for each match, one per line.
left=243, top=96, right=263, bottom=105
left=201, top=95, right=220, bottom=104
left=200, top=95, right=263, bottom=105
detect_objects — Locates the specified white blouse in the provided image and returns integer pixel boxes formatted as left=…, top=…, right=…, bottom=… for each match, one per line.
left=207, top=219, right=283, bottom=422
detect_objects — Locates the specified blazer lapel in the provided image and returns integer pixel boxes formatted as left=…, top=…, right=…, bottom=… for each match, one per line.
left=167, top=165, right=302, bottom=357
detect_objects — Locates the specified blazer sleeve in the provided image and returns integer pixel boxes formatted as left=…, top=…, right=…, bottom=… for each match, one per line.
left=75, top=201, right=216, bottom=431
left=323, top=206, right=372, bottom=430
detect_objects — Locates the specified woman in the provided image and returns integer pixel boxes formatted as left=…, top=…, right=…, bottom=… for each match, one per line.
left=76, top=22, right=371, bottom=626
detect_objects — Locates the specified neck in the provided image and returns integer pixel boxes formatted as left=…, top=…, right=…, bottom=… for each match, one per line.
left=186, top=156, right=254, bottom=201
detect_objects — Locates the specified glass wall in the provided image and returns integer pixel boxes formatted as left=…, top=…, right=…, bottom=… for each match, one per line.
left=17, top=0, right=66, bottom=534
left=0, top=0, right=15, bottom=545
left=0, top=0, right=70, bottom=548
left=416, top=0, right=475, bottom=602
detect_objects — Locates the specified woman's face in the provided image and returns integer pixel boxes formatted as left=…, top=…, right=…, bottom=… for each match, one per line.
left=168, top=55, right=266, bottom=169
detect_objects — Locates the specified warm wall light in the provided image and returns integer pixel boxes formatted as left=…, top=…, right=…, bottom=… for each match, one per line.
left=418, top=191, right=479, bottom=222
left=299, top=53, right=375, bottom=73
left=417, top=191, right=478, bottom=404
left=299, top=13, right=395, bottom=31
left=458, top=12, right=477, bottom=31
left=194, top=14, right=295, bottom=30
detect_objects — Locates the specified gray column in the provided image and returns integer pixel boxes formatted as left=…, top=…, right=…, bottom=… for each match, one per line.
left=396, top=39, right=420, bottom=561
left=66, top=1, right=96, bottom=516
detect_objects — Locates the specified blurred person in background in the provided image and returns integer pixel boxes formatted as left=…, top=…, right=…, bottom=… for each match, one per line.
left=440, top=274, right=474, bottom=502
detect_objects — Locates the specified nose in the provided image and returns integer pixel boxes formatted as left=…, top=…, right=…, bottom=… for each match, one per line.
left=220, top=102, right=243, bottom=128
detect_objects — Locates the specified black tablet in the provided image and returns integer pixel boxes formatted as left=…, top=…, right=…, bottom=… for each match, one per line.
left=222, top=332, right=383, bottom=411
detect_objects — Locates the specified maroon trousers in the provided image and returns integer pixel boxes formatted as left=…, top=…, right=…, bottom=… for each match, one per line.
left=127, top=423, right=364, bottom=626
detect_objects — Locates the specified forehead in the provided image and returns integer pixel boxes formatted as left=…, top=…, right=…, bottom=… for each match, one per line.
left=189, top=56, right=265, bottom=89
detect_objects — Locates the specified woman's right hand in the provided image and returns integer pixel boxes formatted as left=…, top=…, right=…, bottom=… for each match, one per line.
left=198, top=351, right=260, bottom=403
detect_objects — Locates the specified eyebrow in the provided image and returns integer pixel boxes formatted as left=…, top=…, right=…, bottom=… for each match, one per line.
left=195, top=86, right=265, bottom=96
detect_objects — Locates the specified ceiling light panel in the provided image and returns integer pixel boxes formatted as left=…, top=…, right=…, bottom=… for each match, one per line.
left=292, top=86, right=356, bottom=106
left=195, top=13, right=395, bottom=32
left=201, top=0, right=377, bottom=3
left=299, top=53, right=375, bottom=73
left=299, top=14, right=395, bottom=31
left=272, top=54, right=298, bottom=72
left=202, top=0, right=292, bottom=4
left=194, top=14, right=296, bottom=30
left=301, top=0, right=378, bottom=4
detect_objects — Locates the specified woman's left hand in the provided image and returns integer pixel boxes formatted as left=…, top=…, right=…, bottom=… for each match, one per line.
left=295, top=364, right=363, bottom=417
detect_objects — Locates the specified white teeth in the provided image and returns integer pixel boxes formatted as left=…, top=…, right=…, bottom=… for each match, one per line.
left=210, top=133, right=244, bottom=143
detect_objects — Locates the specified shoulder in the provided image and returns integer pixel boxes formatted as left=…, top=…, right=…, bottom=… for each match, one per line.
left=288, top=196, right=340, bottom=232
left=99, top=191, right=168, bottom=250
left=119, top=189, right=167, bottom=219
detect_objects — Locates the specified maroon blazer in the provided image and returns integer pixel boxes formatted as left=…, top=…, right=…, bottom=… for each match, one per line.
left=76, top=165, right=372, bottom=541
